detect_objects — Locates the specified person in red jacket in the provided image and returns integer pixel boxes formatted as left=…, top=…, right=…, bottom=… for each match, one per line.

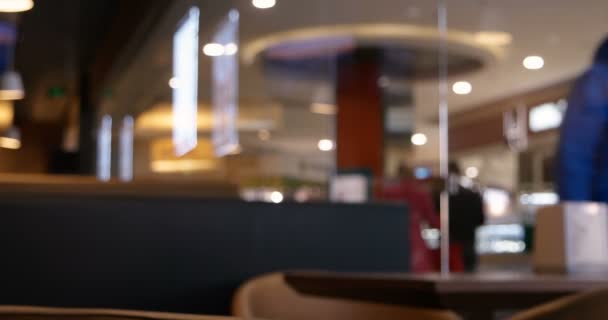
left=380, top=165, right=442, bottom=273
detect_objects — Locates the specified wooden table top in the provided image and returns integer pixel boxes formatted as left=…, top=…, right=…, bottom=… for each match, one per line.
left=285, top=271, right=608, bottom=311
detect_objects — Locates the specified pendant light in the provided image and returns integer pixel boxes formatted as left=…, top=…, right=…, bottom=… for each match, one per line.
left=0, top=22, right=24, bottom=101
left=0, top=124, right=20, bottom=149
left=0, top=0, right=33, bottom=13
left=0, top=70, right=23, bottom=100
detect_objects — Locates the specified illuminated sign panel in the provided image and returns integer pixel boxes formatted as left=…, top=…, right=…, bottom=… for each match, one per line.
left=212, top=10, right=240, bottom=157
left=172, top=7, right=200, bottom=156
left=529, top=99, right=567, bottom=133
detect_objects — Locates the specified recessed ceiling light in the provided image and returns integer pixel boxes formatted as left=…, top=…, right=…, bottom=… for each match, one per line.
left=318, top=139, right=334, bottom=152
left=168, top=77, right=180, bottom=89
left=411, top=133, right=428, bottom=146
left=523, top=56, right=545, bottom=70
left=203, top=43, right=225, bottom=57
left=252, top=0, right=276, bottom=9
left=474, top=31, right=513, bottom=46
left=224, top=43, right=238, bottom=56
left=466, top=167, right=480, bottom=179
left=0, top=0, right=33, bottom=12
left=270, top=191, right=284, bottom=204
left=452, top=81, right=472, bottom=95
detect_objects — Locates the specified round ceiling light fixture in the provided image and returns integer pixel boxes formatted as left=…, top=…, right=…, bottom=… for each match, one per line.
left=477, top=1, right=511, bottom=47
left=452, top=81, right=472, bottom=95
left=474, top=31, right=513, bottom=46
left=523, top=55, right=545, bottom=70
left=0, top=0, right=33, bottom=12
left=252, top=0, right=276, bottom=9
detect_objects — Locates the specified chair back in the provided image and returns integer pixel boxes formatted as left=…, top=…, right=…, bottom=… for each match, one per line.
left=0, top=197, right=409, bottom=315
left=232, top=273, right=461, bottom=320
left=510, top=289, right=608, bottom=320
left=0, top=306, right=236, bottom=320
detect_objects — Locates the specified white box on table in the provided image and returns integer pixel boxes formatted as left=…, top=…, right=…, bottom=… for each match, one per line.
left=533, top=202, right=608, bottom=273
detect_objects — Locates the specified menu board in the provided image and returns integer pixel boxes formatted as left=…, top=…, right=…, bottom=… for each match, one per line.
left=212, top=10, right=240, bottom=157
left=172, top=7, right=200, bottom=156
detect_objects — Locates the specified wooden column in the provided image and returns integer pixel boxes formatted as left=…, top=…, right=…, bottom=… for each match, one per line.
left=336, top=49, right=384, bottom=178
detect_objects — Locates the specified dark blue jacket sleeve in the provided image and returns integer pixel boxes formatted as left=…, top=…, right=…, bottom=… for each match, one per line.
left=557, top=68, right=608, bottom=201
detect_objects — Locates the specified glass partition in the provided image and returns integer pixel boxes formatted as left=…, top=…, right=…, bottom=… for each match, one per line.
left=439, top=0, right=608, bottom=271
left=2, top=0, right=608, bottom=272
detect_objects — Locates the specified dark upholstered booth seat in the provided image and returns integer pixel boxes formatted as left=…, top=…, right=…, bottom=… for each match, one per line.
left=0, top=193, right=409, bottom=316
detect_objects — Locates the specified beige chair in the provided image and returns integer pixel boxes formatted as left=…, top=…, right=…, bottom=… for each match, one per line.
left=509, top=289, right=608, bottom=320
left=232, top=273, right=461, bottom=320
left=0, top=306, right=240, bottom=320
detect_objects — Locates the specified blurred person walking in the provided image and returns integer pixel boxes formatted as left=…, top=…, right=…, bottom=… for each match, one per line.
left=433, top=162, right=485, bottom=272
left=558, top=37, right=608, bottom=202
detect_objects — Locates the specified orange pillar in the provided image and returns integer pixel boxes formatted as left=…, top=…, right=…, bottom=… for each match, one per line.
left=336, top=49, right=384, bottom=179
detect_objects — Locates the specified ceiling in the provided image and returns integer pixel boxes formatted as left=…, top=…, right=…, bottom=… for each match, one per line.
left=99, top=0, right=608, bottom=163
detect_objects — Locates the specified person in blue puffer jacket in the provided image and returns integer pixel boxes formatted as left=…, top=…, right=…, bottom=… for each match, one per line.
left=557, top=37, right=608, bottom=202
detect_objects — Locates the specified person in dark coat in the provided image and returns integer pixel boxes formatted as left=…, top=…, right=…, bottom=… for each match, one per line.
left=434, top=162, right=485, bottom=272
left=557, top=37, right=608, bottom=202
left=449, top=163, right=485, bottom=272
